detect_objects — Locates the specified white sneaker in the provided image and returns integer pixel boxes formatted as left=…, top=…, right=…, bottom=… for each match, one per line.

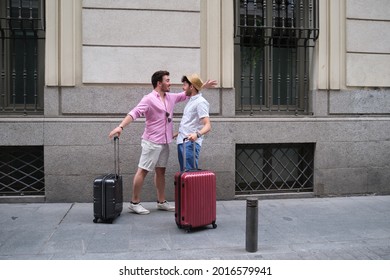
left=157, top=200, right=175, bottom=212
left=128, top=202, right=150, bottom=215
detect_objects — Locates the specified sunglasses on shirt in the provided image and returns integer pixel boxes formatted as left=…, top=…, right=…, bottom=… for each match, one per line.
left=165, top=112, right=172, bottom=123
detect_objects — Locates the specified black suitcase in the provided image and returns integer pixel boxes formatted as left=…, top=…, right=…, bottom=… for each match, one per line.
left=93, top=136, right=123, bottom=223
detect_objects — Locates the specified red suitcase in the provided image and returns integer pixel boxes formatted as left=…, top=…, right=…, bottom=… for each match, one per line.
left=174, top=139, right=217, bottom=232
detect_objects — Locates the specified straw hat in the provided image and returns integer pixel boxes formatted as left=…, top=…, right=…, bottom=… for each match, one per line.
left=186, top=73, right=203, bottom=91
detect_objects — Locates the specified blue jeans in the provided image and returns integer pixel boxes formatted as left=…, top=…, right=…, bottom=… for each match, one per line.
left=177, top=141, right=201, bottom=171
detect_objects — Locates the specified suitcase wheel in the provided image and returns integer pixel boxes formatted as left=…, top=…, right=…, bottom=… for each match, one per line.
left=212, top=222, right=217, bottom=229
left=102, top=218, right=114, bottom=224
left=93, top=217, right=114, bottom=224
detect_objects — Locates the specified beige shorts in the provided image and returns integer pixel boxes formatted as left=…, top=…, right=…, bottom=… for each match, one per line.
left=138, top=139, right=169, bottom=171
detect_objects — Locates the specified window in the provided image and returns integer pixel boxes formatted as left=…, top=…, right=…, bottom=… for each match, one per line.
left=235, top=143, right=314, bottom=194
left=234, top=0, right=318, bottom=115
left=0, top=0, right=45, bottom=114
left=0, top=146, right=44, bottom=196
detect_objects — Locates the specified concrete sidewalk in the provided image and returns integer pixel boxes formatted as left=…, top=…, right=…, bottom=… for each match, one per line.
left=0, top=195, right=390, bottom=260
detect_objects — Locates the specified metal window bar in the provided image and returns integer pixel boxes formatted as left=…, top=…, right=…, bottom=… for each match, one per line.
left=235, top=143, right=314, bottom=194
left=0, top=146, right=44, bottom=196
left=0, top=0, right=45, bottom=115
left=234, top=0, right=318, bottom=115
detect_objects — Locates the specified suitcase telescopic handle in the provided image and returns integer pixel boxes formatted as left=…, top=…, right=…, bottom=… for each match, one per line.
left=114, top=136, right=120, bottom=177
left=182, top=137, right=196, bottom=171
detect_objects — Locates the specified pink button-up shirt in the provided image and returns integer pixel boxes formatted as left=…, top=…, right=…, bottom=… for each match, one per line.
left=128, top=90, right=188, bottom=144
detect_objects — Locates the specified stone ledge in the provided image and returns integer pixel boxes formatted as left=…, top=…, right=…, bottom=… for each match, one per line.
left=0, top=196, right=46, bottom=203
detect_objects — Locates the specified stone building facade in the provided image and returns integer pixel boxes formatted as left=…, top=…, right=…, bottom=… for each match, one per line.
left=0, top=0, right=389, bottom=202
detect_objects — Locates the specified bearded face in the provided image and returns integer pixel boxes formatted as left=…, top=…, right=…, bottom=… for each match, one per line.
left=160, top=75, right=171, bottom=93
left=182, top=82, right=193, bottom=96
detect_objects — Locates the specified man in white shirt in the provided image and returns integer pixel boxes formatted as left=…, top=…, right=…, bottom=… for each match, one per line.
left=176, top=74, right=212, bottom=171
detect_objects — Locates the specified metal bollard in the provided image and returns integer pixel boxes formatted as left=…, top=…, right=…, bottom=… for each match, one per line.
left=246, top=198, right=258, bottom=252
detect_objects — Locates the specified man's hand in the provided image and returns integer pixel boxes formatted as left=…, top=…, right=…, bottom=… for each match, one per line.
left=109, top=127, right=122, bottom=139
left=202, top=80, right=218, bottom=89
left=187, top=132, right=198, bottom=142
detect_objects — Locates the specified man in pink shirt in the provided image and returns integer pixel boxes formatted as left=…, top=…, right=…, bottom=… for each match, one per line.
left=109, top=70, right=216, bottom=214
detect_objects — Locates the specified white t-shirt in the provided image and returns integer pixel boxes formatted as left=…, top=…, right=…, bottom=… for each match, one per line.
left=177, top=93, right=209, bottom=146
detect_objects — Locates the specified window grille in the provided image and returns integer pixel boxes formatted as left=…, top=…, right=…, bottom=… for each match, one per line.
left=0, top=146, right=44, bottom=196
left=235, top=143, right=314, bottom=194
left=0, top=0, right=45, bottom=115
left=234, top=0, right=319, bottom=115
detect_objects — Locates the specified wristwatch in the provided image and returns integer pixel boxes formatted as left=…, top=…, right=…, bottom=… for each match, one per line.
left=196, top=131, right=202, bottom=138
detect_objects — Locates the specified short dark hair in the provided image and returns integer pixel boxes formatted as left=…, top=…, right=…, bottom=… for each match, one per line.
left=181, top=75, right=191, bottom=86
left=151, top=70, right=169, bottom=88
